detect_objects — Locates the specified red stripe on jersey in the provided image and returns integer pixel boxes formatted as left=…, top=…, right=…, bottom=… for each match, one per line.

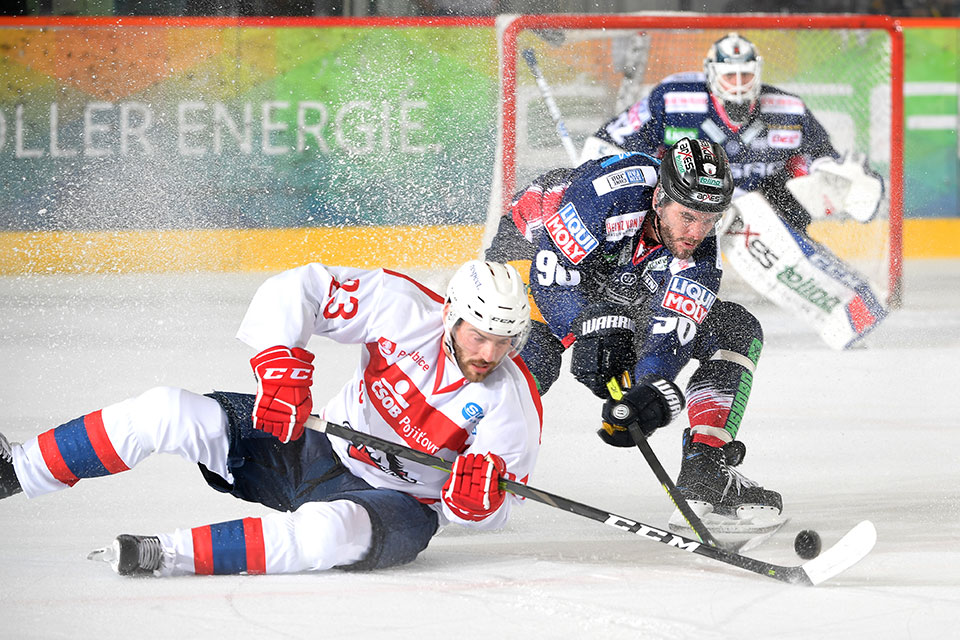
left=242, top=518, right=266, bottom=575
left=84, top=410, right=130, bottom=474
left=510, top=353, right=543, bottom=438
left=191, top=526, right=214, bottom=575
left=37, top=430, right=79, bottom=487
left=364, top=343, right=469, bottom=456
left=382, top=269, right=444, bottom=303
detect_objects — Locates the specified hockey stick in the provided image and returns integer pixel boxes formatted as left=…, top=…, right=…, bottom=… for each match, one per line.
left=606, top=375, right=722, bottom=549
left=305, top=416, right=876, bottom=586
left=520, top=48, right=580, bottom=166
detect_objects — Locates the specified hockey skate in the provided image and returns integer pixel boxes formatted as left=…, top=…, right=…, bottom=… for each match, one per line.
left=0, top=432, right=23, bottom=500
left=669, top=429, right=786, bottom=546
left=87, top=534, right=165, bottom=576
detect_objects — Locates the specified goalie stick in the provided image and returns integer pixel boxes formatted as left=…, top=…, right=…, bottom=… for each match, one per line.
left=520, top=48, right=580, bottom=165
left=305, top=416, right=876, bottom=586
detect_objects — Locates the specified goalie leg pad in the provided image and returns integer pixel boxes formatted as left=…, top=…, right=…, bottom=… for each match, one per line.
left=722, top=192, right=887, bottom=349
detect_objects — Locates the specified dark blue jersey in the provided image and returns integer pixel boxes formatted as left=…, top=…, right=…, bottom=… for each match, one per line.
left=594, top=72, right=838, bottom=193
left=515, top=153, right=723, bottom=383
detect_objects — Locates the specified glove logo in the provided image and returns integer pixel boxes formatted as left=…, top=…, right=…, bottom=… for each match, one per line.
left=650, top=379, right=684, bottom=420
left=612, top=404, right=631, bottom=421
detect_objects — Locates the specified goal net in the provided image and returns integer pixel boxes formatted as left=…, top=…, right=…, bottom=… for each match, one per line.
left=493, top=13, right=903, bottom=304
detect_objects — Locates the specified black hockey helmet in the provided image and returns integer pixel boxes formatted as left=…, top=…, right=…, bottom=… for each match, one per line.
left=657, top=137, right=734, bottom=215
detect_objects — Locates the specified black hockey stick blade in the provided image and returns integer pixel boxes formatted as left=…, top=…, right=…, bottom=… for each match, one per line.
left=304, top=417, right=876, bottom=586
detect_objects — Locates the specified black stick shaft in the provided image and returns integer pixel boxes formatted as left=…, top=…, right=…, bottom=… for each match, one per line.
left=305, top=417, right=812, bottom=585
left=627, top=422, right=722, bottom=548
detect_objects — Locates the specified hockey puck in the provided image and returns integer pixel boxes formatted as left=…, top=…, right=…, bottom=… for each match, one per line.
left=794, top=529, right=822, bottom=559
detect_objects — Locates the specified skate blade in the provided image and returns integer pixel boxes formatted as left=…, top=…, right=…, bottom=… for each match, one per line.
left=668, top=503, right=788, bottom=551
left=87, top=540, right=121, bottom=573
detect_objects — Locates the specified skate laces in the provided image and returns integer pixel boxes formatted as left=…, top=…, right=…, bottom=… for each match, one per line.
left=719, top=462, right=759, bottom=499
left=136, top=536, right=164, bottom=571
left=0, top=433, right=12, bottom=463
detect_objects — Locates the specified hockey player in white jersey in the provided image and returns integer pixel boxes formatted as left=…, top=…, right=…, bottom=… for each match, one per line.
left=0, top=259, right=541, bottom=576
left=584, top=32, right=888, bottom=349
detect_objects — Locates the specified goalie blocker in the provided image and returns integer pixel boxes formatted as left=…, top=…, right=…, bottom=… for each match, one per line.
left=720, top=192, right=887, bottom=350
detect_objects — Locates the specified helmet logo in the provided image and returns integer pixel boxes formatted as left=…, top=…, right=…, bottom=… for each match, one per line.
left=703, top=163, right=717, bottom=176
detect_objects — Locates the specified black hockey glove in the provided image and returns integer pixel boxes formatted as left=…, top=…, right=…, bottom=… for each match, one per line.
left=570, top=303, right=637, bottom=399
left=599, top=377, right=685, bottom=447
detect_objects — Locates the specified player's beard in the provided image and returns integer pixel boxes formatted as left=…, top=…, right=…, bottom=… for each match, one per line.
left=452, top=340, right=500, bottom=382
left=657, top=218, right=701, bottom=260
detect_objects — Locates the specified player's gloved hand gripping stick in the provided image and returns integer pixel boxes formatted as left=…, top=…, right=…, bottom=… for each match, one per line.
left=602, top=374, right=724, bottom=549
left=304, top=416, right=875, bottom=585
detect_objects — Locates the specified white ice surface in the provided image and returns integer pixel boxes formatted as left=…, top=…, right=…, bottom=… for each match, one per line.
left=1, top=260, right=958, bottom=639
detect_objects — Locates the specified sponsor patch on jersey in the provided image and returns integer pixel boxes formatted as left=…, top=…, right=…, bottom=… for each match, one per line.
left=661, top=275, right=717, bottom=324
left=768, top=129, right=802, bottom=148
left=645, top=256, right=671, bottom=272
left=605, top=210, right=646, bottom=241
left=593, top=166, right=658, bottom=195
left=664, top=91, right=709, bottom=114
left=544, top=202, right=599, bottom=265
left=760, top=94, right=805, bottom=115
left=664, top=126, right=699, bottom=145
left=377, top=337, right=397, bottom=357
left=461, top=403, right=484, bottom=433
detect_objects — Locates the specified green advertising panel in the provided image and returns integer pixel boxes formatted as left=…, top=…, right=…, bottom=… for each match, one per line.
left=0, top=22, right=499, bottom=232
left=903, top=27, right=959, bottom=219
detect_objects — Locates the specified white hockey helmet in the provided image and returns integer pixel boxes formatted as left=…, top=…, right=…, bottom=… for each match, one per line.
left=443, top=260, right=531, bottom=360
left=704, top=32, right=763, bottom=105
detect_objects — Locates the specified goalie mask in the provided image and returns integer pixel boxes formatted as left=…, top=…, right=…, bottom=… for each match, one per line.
left=443, top=260, right=532, bottom=364
left=704, top=32, right=763, bottom=110
left=657, top=137, right=734, bottom=215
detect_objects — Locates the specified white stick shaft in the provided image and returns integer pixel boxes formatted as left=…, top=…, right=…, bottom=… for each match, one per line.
left=521, top=48, right=579, bottom=166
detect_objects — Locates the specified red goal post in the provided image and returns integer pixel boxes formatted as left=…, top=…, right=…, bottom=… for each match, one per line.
left=495, top=13, right=904, bottom=303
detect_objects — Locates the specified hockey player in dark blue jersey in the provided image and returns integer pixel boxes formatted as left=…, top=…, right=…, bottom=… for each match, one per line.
left=486, top=137, right=783, bottom=535
left=583, top=33, right=888, bottom=350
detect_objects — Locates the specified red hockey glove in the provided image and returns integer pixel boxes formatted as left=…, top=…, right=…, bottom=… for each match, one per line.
left=250, top=345, right=315, bottom=443
left=442, top=453, right=507, bottom=522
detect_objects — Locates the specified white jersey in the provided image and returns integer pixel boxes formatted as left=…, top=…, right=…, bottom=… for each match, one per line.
left=236, top=263, right=543, bottom=530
